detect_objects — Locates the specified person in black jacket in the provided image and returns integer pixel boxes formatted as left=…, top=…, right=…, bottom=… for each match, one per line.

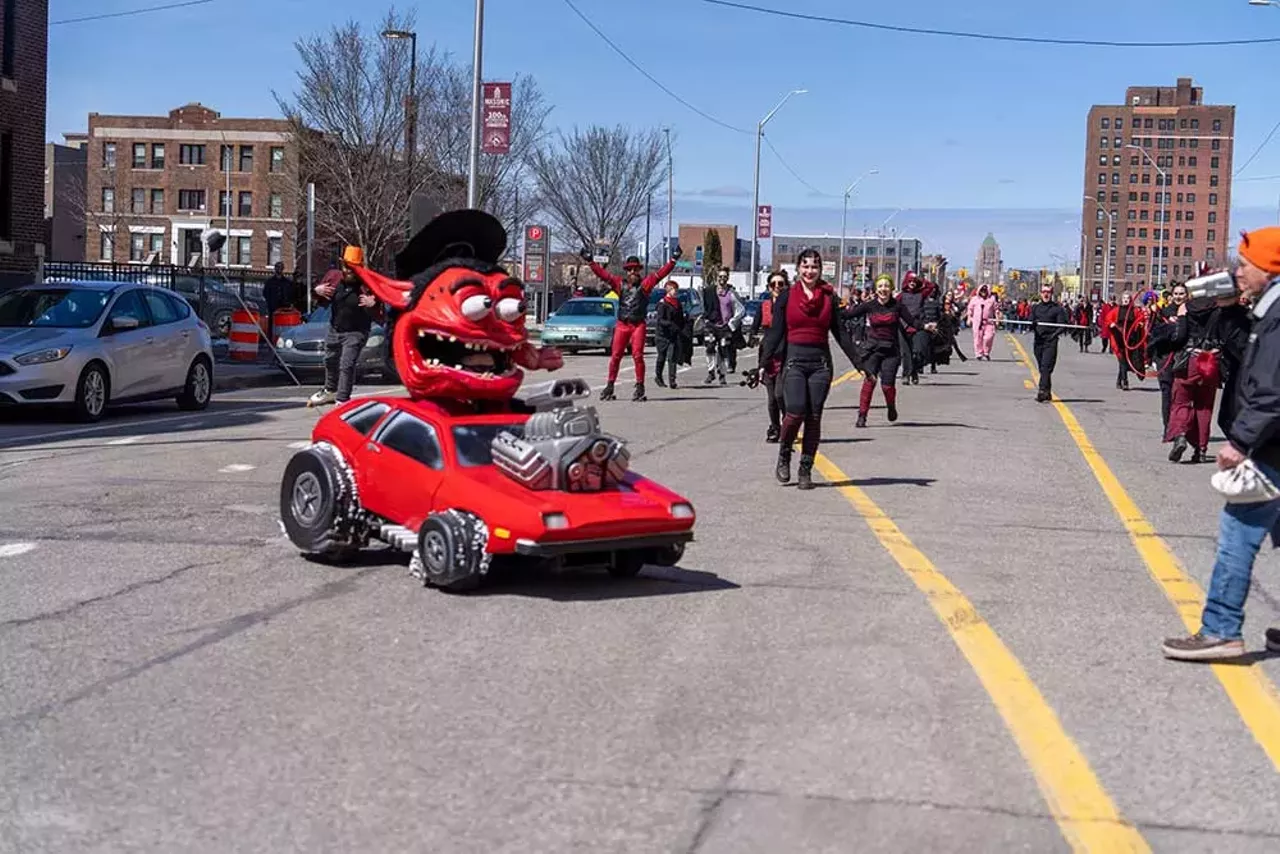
left=1149, top=283, right=1188, bottom=432
left=760, top=248, right=861, bottom=489
left=308, top=246, right=380, bottom=407
left=1109, top=292, right=1141, bottom=390
left=1164, top=226, right=1280, bottom=661
left=843, top=274, right=935, bottom=428
left=1029, top=284, right=1070, bottom=402
left=898, top=273, right=926, bottom=383
left=653, top=281, right=685, bottom=389
left=760, top=271, right=789, bottom=442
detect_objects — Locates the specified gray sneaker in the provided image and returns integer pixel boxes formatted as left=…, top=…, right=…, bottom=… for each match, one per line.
left=308, top=390, right=337, bottom=407
left=1162, top=632, right=1246, bottom=661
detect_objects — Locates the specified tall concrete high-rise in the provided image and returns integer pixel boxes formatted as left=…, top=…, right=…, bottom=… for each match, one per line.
left=1081, top=77, right=1234, bottom=297
left=976, top=233, right=1002, bottom=286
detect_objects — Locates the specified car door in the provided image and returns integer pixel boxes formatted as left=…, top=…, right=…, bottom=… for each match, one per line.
left=140, top=288, right=188, bottom=390
left=99, top=288, right=156, bottom=399
left=356, top=411, right=448, bottom=530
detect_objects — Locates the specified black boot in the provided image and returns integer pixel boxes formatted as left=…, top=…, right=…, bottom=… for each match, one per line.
left=1168, top=436, right=1188, bottom=463
left=654, top=374, right=666, bottom=388
left=669, top=376, right=678, bottom=389
left=856, top=412, right=868, bottom=429
left=775, top=447, right=792, bottom=484
left=632, top=382, right=646, bottom=402
left=797, top=456, right=815, bottom=490
left=766, top=425, right=780, bottom=443
left=599, top=383, right=616, bottom=401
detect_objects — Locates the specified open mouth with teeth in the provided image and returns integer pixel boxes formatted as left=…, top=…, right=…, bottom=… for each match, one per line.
left=414, top=329, right=517, bottom=379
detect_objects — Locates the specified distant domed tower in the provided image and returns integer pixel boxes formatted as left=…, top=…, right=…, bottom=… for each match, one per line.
left=976, top=233, right=1002, bottom=287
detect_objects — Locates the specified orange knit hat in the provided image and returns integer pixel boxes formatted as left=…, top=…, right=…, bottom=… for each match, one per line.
left=1238, top=227, right=1280, bottom=275
left=342, top=245, right=365, bottom=267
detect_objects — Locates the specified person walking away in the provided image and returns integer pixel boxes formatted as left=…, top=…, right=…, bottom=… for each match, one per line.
left=1109, top=291, right=1139, bottom=390
left=844, top=274, right=936, bottom=428
left=580, top=247, right=681, bottom=401
left=966, top=284, right=998, bottom=360
left=262, top=261, right=294, bottom=342
left=761, top=271, right=789, bottom=442
left=760, top=249, right=862, bottom=489
left=653, top=281, right=685, bottom=389
left=1029, top=284, right=1069, bottom=402
left=1163, top=226, right=1280, bottom=661
left=308, top=246, right=379, bottom=407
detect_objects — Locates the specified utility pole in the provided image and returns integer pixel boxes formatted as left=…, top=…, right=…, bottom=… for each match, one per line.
left=749, top=89, right=806, bottom=293
left=664, top=128, right=673, bottom=264
left=644, top=192, right=652, bottom=274
left=466, top=0, right=485, bottom=208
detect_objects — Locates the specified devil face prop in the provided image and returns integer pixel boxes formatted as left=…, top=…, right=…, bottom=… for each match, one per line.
left=347, top=210, right=561, bottom=400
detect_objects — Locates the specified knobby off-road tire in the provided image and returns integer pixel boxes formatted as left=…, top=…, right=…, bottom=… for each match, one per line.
left=279, top=444, right=363, bottom=563
left=416, top=510, right=489, bottom=593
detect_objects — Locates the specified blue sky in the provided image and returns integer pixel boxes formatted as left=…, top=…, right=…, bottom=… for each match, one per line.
left=46, top=0, right=1280, bottom=267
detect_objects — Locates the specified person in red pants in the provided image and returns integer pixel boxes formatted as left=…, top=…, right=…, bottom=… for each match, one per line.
left=579, top=247, right=681, bottom=400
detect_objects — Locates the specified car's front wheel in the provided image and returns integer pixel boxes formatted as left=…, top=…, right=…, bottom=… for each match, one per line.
left=279, top=445, right=363, bottom=563
left=416, top=510, right=488, bottom=592
left=176, top=356, right=212, bottom=410
left=72, top=363, right=110, bottom=423
left=608, top=550, right=647, bottom=578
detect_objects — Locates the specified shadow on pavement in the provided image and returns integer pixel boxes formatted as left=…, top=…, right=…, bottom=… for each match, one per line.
left=1053, top=398, right=1105, bottom=404
left=650, top=395, right=727, bottom=402
left=484, top=565, right=739, bottom=601
left=817, top=476, right=936, bottom=489
left=1184, top=649, right=1280, bottom=666
left=890, top=421, right=986, bottom=430
left=818, top=437, right=873, bottom=445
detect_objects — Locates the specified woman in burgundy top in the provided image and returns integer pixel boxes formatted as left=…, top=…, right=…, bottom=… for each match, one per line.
left=760, top=248, right=860, bottom=490
left=843, top=273, right=935, bottom=428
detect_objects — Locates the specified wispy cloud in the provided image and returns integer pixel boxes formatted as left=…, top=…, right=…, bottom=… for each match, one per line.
left=943, top=138, right=962, bottom=147
left=686, top=185, right=752, bottom=198
left=997, top=178, right=1017, bottom=185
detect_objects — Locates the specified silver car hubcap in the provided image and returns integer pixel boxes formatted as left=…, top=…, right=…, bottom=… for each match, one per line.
left=192, top=363, right=210, bottom=402
left=423, top=530, right=448, bottom=570
left=85, top=371, right=105, bottom=416
left=291, top=472, right=323, bottom=525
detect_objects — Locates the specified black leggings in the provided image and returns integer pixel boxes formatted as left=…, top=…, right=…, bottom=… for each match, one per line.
left=764, top=372, right=785, bottom=431
left=778, top=350, right=832, bottom=457
left=862, top=349, right=901, bottom=387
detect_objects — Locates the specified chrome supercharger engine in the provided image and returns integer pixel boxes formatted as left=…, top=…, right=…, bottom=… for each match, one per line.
left=490, top=379, right=630, bottom=492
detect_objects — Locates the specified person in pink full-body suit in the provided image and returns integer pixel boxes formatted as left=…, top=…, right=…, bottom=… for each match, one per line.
left=966, top=285, right=998, bottom=360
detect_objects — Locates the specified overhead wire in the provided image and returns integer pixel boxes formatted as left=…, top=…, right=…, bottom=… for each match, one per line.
left=762, top=135, right=836, bottom=198
left=1235, top=117, right=1280, bottom=177
left=701, top=0, right=1280, bottom=47
left=50, top=0, right=213, bottom=25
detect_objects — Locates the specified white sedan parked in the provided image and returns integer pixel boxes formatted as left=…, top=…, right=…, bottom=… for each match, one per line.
left=0, top=281, right=214, bottom=422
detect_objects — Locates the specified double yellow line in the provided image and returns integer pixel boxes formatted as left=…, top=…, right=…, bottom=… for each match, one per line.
left=1005, top=333, right=1280, bottom=770
left=805, top=397, right=1149, bottom=848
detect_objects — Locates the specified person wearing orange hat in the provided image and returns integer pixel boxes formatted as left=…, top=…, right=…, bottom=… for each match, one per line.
left=307, top=245, right=381, bottom=407
left=1164, top=226, right=1280, bottom=661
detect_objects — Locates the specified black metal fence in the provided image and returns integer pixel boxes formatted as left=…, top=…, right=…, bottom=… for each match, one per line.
left=41, top=261, right=305, bottom=340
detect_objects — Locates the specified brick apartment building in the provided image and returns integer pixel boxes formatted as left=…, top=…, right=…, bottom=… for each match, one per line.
left=0, top=0, right=49, bottom=288
left=83, top=104, right=298, bottom=270
left=676, top=223, right=749, bottom=272
left=1081, top=78, right=1234, bottom=297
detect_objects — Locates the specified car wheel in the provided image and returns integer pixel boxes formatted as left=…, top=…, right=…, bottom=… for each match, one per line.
left=210, top=308, right=233, bottom=338
left=279, top=444, right=363, bottom=563
left=416, top=510, right=488, bottom=592
left=650, top=541, right=684, bottom=568
left=73, top=363, right=110, bottom=423
left=608, top=550, right=647, bottom=578
left=176, top=356, right=212, bottom=411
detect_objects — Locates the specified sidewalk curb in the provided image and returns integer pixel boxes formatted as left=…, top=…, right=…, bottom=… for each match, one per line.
left=213, top=363, right=296, bottom=393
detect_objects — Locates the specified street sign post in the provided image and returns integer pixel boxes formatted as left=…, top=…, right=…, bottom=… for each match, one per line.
left=523, top=224, right=549, bottom=320
left=757, top=205, right=772, bottom=239
left=481, top=82, right=512, bottom=155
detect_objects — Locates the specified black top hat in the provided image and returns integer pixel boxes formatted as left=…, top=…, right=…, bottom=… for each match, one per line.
left=394, top=209, right=508, bottom=279
left=622, top=256, right=644, bottom=270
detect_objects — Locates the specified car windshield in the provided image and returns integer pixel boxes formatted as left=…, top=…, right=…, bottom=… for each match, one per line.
left=0, top=287, right=112, bottom=328
left=307, top=306, right=331, bottom=324
left=556, top=301, right=615, bottom=317
left=453, top=423, right=526, bottom=467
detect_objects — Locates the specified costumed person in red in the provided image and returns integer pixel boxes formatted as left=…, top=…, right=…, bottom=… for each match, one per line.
left=1109, top=291, right=1140, bottom=390
left=759, top=249, right=861, bottom=490
left=844, top=273, right=936, bottom=428
left=579, top=246, right=681, bottom=401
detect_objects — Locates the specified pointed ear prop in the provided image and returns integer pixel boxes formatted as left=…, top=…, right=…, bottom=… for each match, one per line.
left=349, top=265, right=412, bottom=310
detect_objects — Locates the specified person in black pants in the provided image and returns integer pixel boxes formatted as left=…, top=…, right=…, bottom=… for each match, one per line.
left=760, top=249, right=860, bottom=490
left=1029, top=283, right=1069, bottom=402
left=308, top=246, right=380, bottom=407
left=1150, top=283, right=1187, bottom=430
left=844, top=274, right=934, bottom=428
left=760, top=271, right=789, bottom=442
left=653, top=280, right=685, bottom=389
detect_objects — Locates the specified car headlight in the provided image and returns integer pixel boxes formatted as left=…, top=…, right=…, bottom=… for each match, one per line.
left=670, top=502, right=695, bottom=519
left=15, top=346, right=72, bottom=366
left=283, top=339, right=295, bottom=349
left=543, top=512, right=569, bottom=530
left=366, top=335, right=384, bottom=349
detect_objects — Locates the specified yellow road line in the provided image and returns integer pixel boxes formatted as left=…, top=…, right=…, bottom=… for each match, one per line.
left=1006, top=333, right=1280, bottom=771
left=832, top=368, right=862, bottom=388
left=812, top=451, right=1150, bottom=852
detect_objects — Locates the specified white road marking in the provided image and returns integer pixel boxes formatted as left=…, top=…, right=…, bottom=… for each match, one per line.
left=287, top=441, right=312, bottom=449
left=0, top=542, right=38, bottom=558
left=106, top=436, right=140, bottom=446
left=225, top=503, right=272, bottom=515
left=219, top=463, right=257, bottom=473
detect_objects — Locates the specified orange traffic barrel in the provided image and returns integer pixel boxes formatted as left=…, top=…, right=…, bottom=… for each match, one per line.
left=229, top=309, right=262, bottom=361
left=273, top=308, right=303, bottom=333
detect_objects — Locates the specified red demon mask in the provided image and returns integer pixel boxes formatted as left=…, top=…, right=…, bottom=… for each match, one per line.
left=347, top=210, right=560, bottom=401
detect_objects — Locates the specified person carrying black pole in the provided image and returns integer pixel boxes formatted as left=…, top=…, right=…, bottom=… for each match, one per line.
left=1030, top=282, right=1069, bottom=402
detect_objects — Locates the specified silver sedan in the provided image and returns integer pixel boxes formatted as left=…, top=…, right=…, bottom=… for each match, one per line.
left=0, top=281, right=215, bottom=422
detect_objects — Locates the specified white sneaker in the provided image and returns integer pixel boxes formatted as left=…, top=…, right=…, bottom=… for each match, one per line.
left=308, top=390, right=337, bottom=407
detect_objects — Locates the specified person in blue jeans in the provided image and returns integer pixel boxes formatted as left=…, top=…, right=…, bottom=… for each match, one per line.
left=1164, top=226, right=1280, bottom=661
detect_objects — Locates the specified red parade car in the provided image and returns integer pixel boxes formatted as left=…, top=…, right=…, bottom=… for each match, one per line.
left=279, top=378, right=696, bottom=591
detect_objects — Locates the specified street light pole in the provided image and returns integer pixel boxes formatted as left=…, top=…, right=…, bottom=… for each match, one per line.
left=1085, top=196, right=1115, bottom=300
left=749, top=89, right=807, bottom=292
left=838, top=168, right=878, bottom=288
left=664, top=128, right=673, bottom=264
left=1127, top=144, right=1167, bottom=289
left=382, top=29, right=417, bottom=233
left=466, top=0, right=485, bottom=209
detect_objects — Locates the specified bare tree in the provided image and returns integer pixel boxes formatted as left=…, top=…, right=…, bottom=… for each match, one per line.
left=529, top=125, right=666, bottom=267
left=64, top=158, right=133, bottom=263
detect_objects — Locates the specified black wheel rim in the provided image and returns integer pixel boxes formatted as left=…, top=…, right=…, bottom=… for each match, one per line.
left=423, top=530, right=449, bottom=570
left=291, top=471, right=323, bottom=525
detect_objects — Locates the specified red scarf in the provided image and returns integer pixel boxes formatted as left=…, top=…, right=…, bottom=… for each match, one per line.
left=794, top=280, right=831, bottom=317
left=663, top=293, right=680, bottom=308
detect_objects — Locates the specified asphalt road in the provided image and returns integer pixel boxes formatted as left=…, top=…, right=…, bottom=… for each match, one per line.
left=1, top=335, right=1279, bottom=853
